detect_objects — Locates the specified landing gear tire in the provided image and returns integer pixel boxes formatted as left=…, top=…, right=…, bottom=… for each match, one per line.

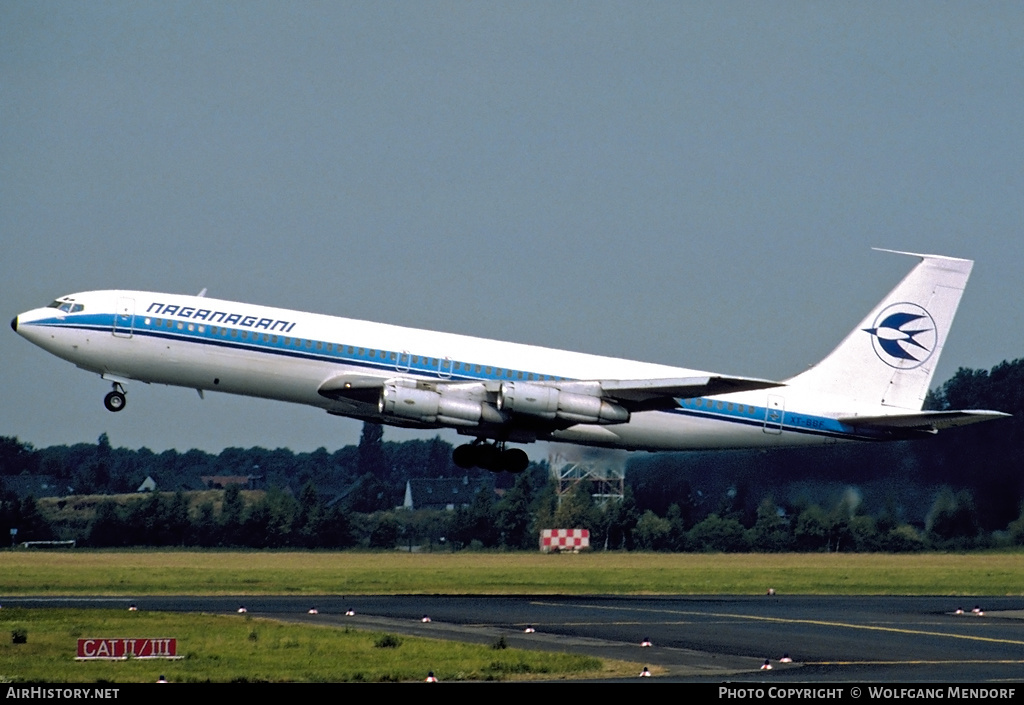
left=474, top=444, right=501, bottom=471
left=104, top=391, right=126, bottom=412
left=500, top=448, right=529, bottom=474
left=452, top=443, right=529, bottom=473
left=452, top=444, right=476, bottom=469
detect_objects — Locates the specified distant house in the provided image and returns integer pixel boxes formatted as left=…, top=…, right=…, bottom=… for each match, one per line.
left=2, top=475, right=72, bottom=500
left=136, top=476, right=158, bottom=492
left=137, top=475, right=208, bottom=494
left=200, top=475, right=260, bottom=490
left=403, top=476, right=494, bottom=511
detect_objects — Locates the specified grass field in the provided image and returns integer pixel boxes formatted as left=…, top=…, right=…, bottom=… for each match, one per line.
left=4, top=550, right=1022, bottom=682
left=2, top=550, right=1024, bottom=595
left=0, top=608, right=623, bottom=683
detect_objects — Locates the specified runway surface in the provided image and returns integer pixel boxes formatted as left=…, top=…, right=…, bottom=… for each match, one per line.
left=5, top=595, right=1024, bottom=681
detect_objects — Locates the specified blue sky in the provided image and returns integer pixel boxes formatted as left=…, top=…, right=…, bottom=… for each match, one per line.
left=3, top=2, right=1022, bottom=454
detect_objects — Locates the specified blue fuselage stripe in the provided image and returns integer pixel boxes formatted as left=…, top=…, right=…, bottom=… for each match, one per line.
left=29, top=314, right=882, bottom=442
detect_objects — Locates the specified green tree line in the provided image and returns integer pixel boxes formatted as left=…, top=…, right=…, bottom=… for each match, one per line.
left=2, top=359, right=1023, bottom=551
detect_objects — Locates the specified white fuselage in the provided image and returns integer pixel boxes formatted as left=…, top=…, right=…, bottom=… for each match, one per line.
left=12, top=289, right=888, bottom=452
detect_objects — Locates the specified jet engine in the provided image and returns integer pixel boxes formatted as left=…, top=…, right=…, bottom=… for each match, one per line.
left=497, top=382, right=629, bottom=424
left=379, top=382, right=484, bottom=426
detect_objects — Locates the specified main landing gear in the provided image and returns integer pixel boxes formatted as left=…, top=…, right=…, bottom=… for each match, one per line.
left=452, top=441, right=529, bottom=473
left=104, top=383, right=126, bottom=412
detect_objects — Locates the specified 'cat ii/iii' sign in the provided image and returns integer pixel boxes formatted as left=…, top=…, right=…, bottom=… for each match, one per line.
left=77, top=638, right=179, bottom=660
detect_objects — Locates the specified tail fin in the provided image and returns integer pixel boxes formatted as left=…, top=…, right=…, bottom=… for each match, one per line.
left=786, top=250, right=973, bottom=411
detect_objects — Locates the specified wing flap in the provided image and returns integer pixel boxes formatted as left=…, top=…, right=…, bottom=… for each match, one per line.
left=597, top=375, right=783, bottom=411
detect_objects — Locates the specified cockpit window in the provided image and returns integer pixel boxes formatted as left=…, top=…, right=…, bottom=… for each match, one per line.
left=46, top=301, right=84, bottom=313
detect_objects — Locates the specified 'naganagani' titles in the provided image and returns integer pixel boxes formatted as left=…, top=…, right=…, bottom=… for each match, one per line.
left=146, top=302, right=296, bottom=332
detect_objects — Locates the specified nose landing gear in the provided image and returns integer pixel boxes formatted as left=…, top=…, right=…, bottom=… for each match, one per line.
left=104, top=383, right=126, bottom=412
left=453, top=441, right=529, bottom=473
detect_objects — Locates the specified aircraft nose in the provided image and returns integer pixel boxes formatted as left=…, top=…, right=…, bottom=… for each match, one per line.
left=10, top=315, right=17, bottom=332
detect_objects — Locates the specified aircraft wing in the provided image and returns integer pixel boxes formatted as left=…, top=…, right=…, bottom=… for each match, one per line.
left=317, top=372, right=784, bottom=427
left=594, top=375, right=783, bottom=411
left=837, top=410, right=1011, bottom=433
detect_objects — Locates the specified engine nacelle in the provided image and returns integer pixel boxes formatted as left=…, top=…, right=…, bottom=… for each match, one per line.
left=379, top=383, right=484, bottom=426
left=498, top=382, right=629, bottom=425
left=497, top=382, right=559, bottom=418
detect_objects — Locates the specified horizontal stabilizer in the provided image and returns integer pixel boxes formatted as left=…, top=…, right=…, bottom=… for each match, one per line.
left=838, top=409, right=1010, bottom=433
left=599, top=375, right=783, bottom=411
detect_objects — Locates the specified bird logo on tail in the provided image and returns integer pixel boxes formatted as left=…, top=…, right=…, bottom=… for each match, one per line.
left=863, top=303, right=937, bottom=369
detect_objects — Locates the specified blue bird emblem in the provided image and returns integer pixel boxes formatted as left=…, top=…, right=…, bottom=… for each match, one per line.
left=863, top=304, right=937, bottom=368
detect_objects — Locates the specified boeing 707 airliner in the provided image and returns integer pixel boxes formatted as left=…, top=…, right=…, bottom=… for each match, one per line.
left=10, top=250, right=1007, bottom=472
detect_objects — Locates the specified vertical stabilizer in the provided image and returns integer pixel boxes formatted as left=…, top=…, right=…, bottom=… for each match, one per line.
left=786, top=251, right=973, bottom=411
